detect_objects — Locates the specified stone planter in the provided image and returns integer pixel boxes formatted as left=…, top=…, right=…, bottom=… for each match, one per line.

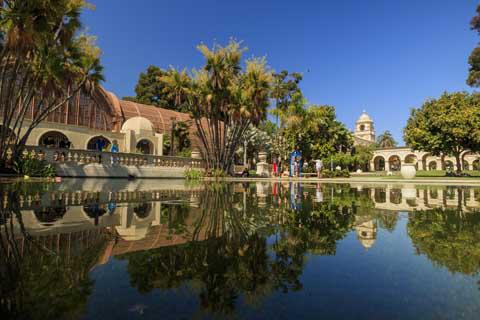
left=401, top=164, right=416, bottom=179
left=258, top=151, right=268, bottom=163
left=191, top=150, right=202, bottom=160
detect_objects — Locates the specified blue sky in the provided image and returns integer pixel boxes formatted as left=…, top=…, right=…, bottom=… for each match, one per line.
left=83, top=0, right=479, bottom=143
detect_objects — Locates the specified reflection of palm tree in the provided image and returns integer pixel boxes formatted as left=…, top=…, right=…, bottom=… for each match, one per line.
left=0, top=191, right=110, bottom=319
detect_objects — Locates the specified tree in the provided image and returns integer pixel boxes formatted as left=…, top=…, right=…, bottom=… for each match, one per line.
left=0, top=0, right=103, bottom=167
left=270, top=71, right=303, bottom=128
left=282, top=105, right=353, bottom=161
left=239, top=123, right=275, bottom=165
left=376, top=131, right=397, bottom=148
left=404, top=92, right=480, bottom=173
left=467, top=5, right=480, bottom=87
left=408, top=207, right=480, bottom=275
left=160, top=40, right=272, bottom=172
left=123, top=65, right=178, bottom=109
left=352, top=144, right=374, bottom=171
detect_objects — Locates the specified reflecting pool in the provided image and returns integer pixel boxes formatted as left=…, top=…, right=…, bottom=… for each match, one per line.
left=1, top=180, right=480, bottom=319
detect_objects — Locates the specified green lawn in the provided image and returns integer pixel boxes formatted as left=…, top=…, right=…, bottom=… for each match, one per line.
left=379, top=170, right=480, bottom=179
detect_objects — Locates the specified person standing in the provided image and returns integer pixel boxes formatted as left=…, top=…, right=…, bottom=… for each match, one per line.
left=110, top=140, right=119, bottom=164
left=272, top=157, right=278, bottom=177
left=315, top=159, right=323, bottom=178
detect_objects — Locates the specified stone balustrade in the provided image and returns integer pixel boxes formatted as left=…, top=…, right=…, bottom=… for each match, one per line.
left=20, top=146, right=206, bottom=169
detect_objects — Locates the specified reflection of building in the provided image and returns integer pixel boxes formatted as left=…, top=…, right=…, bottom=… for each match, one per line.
left=352, top=111, right=480, bottom=172
left=354, top=217, right=377, bottom=250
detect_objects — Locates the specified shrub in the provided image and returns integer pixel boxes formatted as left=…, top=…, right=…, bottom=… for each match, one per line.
left=321, top=168, right=350, bottom=178
left=13, top=155, right=56, bottom=178
left=209, top=168, right=226, bottom=179
left=184, top=168, right=204, bottom=180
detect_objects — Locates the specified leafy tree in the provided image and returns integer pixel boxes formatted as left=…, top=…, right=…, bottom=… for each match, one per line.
left=270, top=71, right=303, bottom=128
left=239, top=123, right=274, bottom=165
left=283, top=105, right=353, bottom=161
left=123, top=65, right=179, bottom=109
left=352, top=144, right=374, bottom=171
left=467, top=5, right=480, bottom=87
left=408, top=206, right=480, bottom=275
left=163, top=120, right=192, bottom=156
left=160, top=40, right=272, bottom=172
left=376, top=130, right=397, bottom=148
left=0, top=0, right=103, bottom=167
left=404, top=92, right=480, bottom=172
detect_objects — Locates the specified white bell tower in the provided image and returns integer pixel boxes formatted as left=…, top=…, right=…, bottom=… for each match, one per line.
left=354, top=110, right=375, bottom=143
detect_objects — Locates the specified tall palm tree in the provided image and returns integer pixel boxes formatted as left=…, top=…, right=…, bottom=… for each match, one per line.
left=376, top=131, right=398, bottom=149
left=159, top=68, right=191, bottom=110
left=0, top=0, right=103, bottom=166
left=161, top=41, right=272, bottom=172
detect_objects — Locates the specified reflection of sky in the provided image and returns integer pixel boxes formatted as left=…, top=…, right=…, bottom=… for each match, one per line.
left=84, top=214, right=480, bottom=320
left=256, top=216, right=479, bottom=320
left=6, top=181, right=480, bottom=319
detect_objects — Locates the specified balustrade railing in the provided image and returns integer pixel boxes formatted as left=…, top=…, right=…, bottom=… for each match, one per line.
left=19, top=146, right=206, bottom=169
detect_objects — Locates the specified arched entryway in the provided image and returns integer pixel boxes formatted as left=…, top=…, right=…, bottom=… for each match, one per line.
left=39, top=131, right=72, bottom=149
left=136, top=139, right=154, bottom=155
left=388, top=155, right=401, bottom=171
left=373, top=156, right=385, bottom=171
left=473, top=159, right=480, bottom=171
left=33, top=206, right=67, bottom=226
left=374, top=188, right=386, bottom=203
left=133, top=203, right=153, bottom=219
left=428, top=161, right=437, bottom=170
left=390, top=188, right=402, bottom=204
left=404, top=154, right=418, bottom=170
left=87, top=136, right=111, bottom=151
left=444, top=160, right=454, bottom=171
left=83, top=204, right=106, bottom=226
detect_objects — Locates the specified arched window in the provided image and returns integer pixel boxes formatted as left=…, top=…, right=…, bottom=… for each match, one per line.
left=373, top=156, right=385, bottom=171
left=136, top=139, right=154, bottom=155
left=359, top=124, right=365, bottom=131
left=473, top=159, right=480, bottom=171
left=83, top=204, right=106, bottom=226
left=133, top=203, right=153, bottom=219
left=39, top=131, right=72, bottom=149
left=87, top=136, right=111, bottom=151
left=388, top=155, right=401, bottom=171
left=444, top=160, right=454, bottom=171
left=34, top=206, right=67, bottom=226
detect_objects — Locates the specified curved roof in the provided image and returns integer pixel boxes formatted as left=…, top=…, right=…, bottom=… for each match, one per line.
left=122, top=116, right=155, bottom=132
left=118, top=99, right=202, bottom=148
left=357, top=111, right=373, bottom=123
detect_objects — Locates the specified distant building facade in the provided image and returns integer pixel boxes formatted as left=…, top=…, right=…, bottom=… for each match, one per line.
left=352, top=111, right=480, bottom=172
left=3, top=85, right=203, bottom=156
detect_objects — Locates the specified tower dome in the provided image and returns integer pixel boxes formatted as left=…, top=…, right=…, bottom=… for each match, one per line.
left=357, top=110, right=373, bottom=123
left=354, top=110, right=375, bottom=144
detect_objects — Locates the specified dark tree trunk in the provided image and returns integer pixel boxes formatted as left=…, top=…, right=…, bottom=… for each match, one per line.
left=455, top=153, right=462, bottom=173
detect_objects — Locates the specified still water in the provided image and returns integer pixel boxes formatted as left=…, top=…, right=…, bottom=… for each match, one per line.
left=1, top=179, right=480, bottom=319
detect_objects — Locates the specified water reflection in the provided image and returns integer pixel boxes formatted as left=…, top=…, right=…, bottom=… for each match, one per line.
left=1, top=181, right=480, bottom=318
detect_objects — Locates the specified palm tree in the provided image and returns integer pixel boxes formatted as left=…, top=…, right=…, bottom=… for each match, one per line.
left=162, top=41, right=272, bottom=172
left=0, top=0, right=103, bottom=167
left=376, top=131, right=398, bottom=149
left=159, top=68, right=192, bottom=110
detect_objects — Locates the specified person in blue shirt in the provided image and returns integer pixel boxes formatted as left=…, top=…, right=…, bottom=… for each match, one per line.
left=110, top=140, right=119, bottom=164
left=110, top=140, right=119, bottom=153
left=289, top=146, right=302, bottom=177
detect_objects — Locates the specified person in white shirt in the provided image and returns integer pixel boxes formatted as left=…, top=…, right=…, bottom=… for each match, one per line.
left=315, top=159, right=323, bottom=178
